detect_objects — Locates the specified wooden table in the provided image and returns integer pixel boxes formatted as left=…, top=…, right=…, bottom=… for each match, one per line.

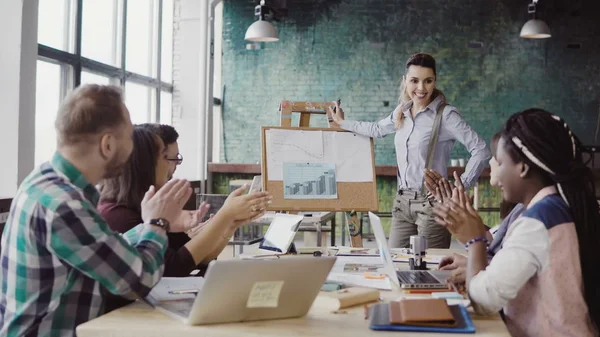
left=77, top=293, right=508, bottom=337
left=77, top=249, right=509, bottom=337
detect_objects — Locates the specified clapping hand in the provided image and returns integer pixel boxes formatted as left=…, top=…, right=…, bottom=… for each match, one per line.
left=169, top=201, right=211, bottom=233
left=432, top=193, right=486, bottom=244
left=141, top=179, right=193, bottom=225
left=221, top=185, right=272, bottom=227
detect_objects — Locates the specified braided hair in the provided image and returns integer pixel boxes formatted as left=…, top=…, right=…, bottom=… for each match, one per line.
left=501, top=108, right=600, bottom=330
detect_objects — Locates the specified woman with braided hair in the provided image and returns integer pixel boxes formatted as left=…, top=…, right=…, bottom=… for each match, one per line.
left=433, top=108, right=599, bottom=337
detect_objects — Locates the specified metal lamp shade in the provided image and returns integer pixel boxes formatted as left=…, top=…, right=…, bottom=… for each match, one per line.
left=245, top=20, right=279, bottom=42
left=520, top=19, right=551, bottom=39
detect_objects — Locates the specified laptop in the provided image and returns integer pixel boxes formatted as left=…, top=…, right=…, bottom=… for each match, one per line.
left=154, top=256, right=336, bottom=325
left=368, top=212, right=451, bottom=289
left=258, top=214, right=304, bottom=254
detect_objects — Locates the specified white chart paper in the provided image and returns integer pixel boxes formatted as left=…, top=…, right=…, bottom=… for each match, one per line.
left=265, top=129, right=324, bottom=181
left=265, top=129, right=374, bottom=183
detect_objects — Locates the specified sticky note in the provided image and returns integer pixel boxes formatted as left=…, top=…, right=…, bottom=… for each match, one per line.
left=246, top=281, right=284, bottom=308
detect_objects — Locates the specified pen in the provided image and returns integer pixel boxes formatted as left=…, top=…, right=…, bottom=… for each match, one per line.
left=169, top=289, right=199, bottom=295
left=403, top=287, right=452, bottom=294
left=334, top=98, right=341, bottom=112
left=328, top=98, right=341, bottom=122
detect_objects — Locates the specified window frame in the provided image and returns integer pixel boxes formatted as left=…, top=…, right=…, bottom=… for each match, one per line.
left=37, top=0, right=173, bottom=123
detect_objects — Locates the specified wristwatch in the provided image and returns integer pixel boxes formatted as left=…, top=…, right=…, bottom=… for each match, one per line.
left=148, top=218, right=170, bottom=232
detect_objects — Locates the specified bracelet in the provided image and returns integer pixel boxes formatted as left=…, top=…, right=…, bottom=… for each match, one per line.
left=464, top=237, right=489, bottom=250
left=222, top=234, right=233, bottom=241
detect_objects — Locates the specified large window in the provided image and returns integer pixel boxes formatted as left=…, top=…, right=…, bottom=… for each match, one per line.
left=35, top=60, right=63, bottom=166
left=81, top=0, right=121, bottom=66
left=36, top=0, right=174, bottom=165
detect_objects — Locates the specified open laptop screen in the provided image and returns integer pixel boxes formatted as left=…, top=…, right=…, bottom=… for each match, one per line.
left=368, top=212, right=401, bottom=289
left=259, top=214, right=303, bottom=253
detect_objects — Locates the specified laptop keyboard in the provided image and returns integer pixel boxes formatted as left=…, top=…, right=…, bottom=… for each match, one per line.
left=159, top=298, right=195, bottom=317
left=396, top=271, right=439, bottom=284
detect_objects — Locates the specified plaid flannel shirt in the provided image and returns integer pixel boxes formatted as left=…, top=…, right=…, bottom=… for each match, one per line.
left=0, top=153, right=167, bottom=337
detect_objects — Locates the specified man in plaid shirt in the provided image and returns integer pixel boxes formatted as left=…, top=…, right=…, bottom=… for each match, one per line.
left=0, top=85, right=192, bottom=336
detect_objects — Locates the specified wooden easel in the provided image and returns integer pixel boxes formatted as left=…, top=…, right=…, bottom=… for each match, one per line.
left=279, top=100, right=341, bottom=128
left=278, top=100, right=363, bottom=247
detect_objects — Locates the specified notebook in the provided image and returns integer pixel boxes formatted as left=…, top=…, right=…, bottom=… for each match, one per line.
left=389, top=299, right=455, bottom=327
left=369, top=302, right=475, bottom=334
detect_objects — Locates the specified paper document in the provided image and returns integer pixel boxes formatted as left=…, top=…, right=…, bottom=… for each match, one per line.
left=327, top=273, right=392, bottom=290
left=392, top=254, right=444, bottom=264
left=331, top=256, right=385, bottom=273
left=326, top=132, right=373, bottom=182
left=265, top=129, right=324, bottom=181
left=148, top=277, right=205, bottom=302
left=343, top=263, right=382, bottom=273
left=283, top=162, right=337, bottom=199
left=265, top=129, right=374, bottom=183
left=396, top=295, right=471, bottom=308
left=327, top=256, right=392, bottom=290
left=334, top=248, right=445, bottom=264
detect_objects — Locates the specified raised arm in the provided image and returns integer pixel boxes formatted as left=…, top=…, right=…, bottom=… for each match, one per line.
left=48, top=178, right=192, bottom=296
left=48, top=200, right=168, bottom=297
left=183, top=185, right=272, bottom=265
left=330, top=102, right=397, bottom=139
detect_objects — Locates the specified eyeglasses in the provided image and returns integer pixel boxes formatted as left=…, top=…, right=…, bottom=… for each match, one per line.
left=165, top=153, right=183, bottom=165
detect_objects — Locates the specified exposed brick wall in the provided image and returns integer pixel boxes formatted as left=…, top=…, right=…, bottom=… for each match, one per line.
left=219, top=0, right=600, bottom=165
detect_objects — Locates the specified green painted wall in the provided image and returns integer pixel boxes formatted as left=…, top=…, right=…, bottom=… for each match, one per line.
left=221, top=0, right=600, bottom=164
left=217, top=0, right=600, bottom=225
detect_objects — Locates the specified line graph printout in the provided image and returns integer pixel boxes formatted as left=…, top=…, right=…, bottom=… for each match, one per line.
left=265, top=129, right=374, bottom=183
left=326, top=132, right=373, bottom=182
left=283, top=162, right=338, bottom=199
left=265, top=129, right=324, bottom=180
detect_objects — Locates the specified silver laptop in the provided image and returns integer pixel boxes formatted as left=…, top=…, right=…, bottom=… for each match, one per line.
left=155, top=256, right=336, bottom=325
left=368, top=212, right=451, bottom=289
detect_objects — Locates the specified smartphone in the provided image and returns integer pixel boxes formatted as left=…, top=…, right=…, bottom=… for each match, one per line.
left=249, top=175, right=262, bottom=194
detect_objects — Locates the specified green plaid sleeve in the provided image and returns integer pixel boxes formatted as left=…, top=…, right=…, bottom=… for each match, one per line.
left=123, top=223, right=144, bottom=244
left=47, top=199, right=168, bottom=296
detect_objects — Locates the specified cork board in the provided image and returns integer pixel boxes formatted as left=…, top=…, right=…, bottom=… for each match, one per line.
left=261, top=126, right=378, bottom=212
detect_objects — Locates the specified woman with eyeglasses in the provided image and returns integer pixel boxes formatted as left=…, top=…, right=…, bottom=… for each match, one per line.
left=138, top=123, right=183, bottom=180
left=137, top=123, right=189, bottom=251
left=98, top=126, right=271, bottom=279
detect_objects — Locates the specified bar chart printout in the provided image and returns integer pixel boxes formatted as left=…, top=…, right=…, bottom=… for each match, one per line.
left=282, top=162, right=338, bottom=199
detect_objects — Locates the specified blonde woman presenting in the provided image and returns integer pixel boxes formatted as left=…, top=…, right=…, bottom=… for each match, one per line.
left=330, top=53, right=490, bottom=248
